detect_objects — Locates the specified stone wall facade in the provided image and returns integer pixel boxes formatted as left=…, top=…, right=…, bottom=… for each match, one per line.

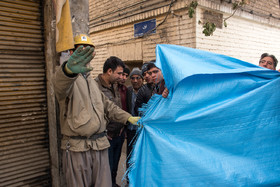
left=89, top=0, right=280, bottom=77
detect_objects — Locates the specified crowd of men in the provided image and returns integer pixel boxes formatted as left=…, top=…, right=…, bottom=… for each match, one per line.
left=53, top=34, right=278, bottom=187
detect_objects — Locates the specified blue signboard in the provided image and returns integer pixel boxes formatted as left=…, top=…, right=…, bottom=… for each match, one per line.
left=134, top=19, right=156, bottom=37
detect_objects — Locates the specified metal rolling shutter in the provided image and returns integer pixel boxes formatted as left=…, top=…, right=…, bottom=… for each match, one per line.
left=0, top=0, right=50, bottom=186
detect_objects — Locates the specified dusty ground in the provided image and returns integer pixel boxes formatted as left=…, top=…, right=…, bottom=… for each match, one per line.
left=116, top=139, right=128, bottom=187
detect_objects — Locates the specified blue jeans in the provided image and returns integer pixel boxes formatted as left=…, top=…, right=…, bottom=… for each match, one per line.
left=108, top=134, right=125, bottom=184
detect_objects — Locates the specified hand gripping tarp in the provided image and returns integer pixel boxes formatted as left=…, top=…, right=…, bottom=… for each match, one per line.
left=127, top=44, right=280, bottom=186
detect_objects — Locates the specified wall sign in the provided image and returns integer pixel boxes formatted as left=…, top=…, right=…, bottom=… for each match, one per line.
left=134, top=19, right=156, bottom=37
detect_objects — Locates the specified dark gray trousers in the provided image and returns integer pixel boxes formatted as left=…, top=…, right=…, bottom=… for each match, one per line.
left=62, top=149, right=112, bottom=187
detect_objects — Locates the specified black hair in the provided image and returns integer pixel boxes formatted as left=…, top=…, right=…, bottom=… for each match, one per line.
left=103, top=56, right=125, bottom=73
left=146, top=62, right=158, bottom=71
left=142, top=60, right=156, bottom=75
left=124, top=65, right=130, bottom=75
left=260, top=53, right=278, bottom=68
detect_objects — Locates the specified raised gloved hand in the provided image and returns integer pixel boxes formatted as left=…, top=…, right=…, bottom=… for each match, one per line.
left=128, top=116, right=141, bottom=126
left=65, top=45, right=95, bottom=74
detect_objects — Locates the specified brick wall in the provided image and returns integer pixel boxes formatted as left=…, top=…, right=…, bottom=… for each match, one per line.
left=196, top=7, right=280, bottom=68
left=206, top=0, right=280, bottom=18
left=89, top=8, right=196, bottom=77
left=89, top=0, right=172, bottom=29
left=90, top=0, right=280, bottom=23
left=89, top=0, right=280, bottom=76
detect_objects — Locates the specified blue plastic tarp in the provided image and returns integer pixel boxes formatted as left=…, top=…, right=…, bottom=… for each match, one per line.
left=127, top=44, right=280, bottom=186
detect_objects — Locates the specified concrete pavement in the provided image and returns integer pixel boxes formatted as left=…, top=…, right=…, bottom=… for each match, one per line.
left=116, top=139, right=128, bottom=186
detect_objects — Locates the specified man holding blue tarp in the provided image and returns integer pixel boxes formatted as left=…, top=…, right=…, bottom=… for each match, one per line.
left=127, top=44, right=280, bottom=187
left=258, top=53, right=278, bottom=70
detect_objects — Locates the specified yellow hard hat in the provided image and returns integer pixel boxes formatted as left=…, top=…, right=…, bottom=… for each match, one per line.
left=74, top=34, right=95, bottom=48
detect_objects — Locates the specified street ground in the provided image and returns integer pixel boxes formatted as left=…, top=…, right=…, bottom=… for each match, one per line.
left=116, top=139, right=128, bottom=186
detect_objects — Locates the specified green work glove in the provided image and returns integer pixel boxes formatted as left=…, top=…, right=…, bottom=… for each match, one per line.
left=65, top=45, right=94, bottom=74
left=128, top=116, right=141, bottom=126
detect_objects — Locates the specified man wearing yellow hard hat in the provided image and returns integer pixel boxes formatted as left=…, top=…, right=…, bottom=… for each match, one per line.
left=53, top=34, right=140, bottom=187
left=73, top=34, right=95, bottom=48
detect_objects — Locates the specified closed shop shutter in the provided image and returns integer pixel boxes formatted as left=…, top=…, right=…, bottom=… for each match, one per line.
left=0, top=0, right=50, bottom=186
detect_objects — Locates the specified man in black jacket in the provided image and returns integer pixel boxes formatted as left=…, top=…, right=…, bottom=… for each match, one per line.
left=134, top=61, right=155, bottom=116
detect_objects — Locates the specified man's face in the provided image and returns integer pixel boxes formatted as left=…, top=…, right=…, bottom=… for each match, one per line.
left=130, top=75, right=143, bottom=91
left=148, top=67, right=163, bottom=84
left=143, top=71, right=153, bottom=84
left=118, top=72, right=128, bottom=85
left=259, top=56, right=275, bottom=70
left=109, top=66, right=123, bottom=84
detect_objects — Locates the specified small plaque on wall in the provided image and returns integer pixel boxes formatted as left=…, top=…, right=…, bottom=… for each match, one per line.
left=134, top=19, right=156, bottom=37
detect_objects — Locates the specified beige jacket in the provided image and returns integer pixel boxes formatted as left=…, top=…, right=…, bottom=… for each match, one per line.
left=53, top=64, right=131, bottom=152
left=95, top=75, right=125, bottom=138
